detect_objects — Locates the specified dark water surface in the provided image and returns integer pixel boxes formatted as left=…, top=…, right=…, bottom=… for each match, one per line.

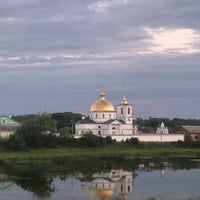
left=0, top=157, right=200, bottom=200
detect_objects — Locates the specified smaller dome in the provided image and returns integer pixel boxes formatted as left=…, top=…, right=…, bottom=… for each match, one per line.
left=90, top=91, right=115, bottom=112
left=121, top=97, right=128, bottom=105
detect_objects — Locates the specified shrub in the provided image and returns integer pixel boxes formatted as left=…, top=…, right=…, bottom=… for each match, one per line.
left=8, top=133, right=26, bottom=151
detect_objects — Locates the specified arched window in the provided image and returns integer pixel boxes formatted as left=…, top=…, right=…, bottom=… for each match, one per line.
left=121, top=107, right=123, bottom=115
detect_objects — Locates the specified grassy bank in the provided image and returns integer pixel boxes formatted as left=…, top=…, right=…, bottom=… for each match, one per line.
left=1, top=143, right=200, bottom=161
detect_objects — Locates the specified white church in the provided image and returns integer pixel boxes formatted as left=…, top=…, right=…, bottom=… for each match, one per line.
left=75, top=91, right=184, bottom=142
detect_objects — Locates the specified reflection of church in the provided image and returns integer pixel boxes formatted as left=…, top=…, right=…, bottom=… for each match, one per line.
left=75, top=91, right=138, bottom=140
left=90, top=170, right=133, bottom=200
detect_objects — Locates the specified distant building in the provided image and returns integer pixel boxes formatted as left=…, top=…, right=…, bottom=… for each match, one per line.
left=177, top=126, right=200, bottom=140
left=156, top=122, right=169, bottom=134
left=0, top=116, right=20, bottom=138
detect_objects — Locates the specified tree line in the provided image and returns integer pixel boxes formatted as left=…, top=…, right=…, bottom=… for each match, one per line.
left=0, top=112, right=199, bottom=151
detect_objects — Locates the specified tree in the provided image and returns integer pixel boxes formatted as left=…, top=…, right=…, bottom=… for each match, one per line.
left=8, top=134, right=26, bottom=150
left=14, top=114, right=57, bottom=148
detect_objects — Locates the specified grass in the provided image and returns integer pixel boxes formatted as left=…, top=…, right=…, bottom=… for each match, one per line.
left=0, top=143, right=200, bottom=161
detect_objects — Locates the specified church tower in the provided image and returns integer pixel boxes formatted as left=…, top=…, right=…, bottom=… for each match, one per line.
left=116, top=97, right=133, bottom=124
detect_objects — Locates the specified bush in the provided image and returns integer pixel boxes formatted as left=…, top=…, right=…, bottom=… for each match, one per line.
left=8, top=133, right=26, bottom=150
left=126, top=137, right=140, bottom=145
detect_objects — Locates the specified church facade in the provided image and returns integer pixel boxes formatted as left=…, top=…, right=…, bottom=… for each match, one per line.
left=75, top=91, right=138, bottom=138
left=75, top=90, right=184, bottom=142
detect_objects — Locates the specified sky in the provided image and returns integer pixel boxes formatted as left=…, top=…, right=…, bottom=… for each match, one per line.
left=0, top=0, right=200, bottom=119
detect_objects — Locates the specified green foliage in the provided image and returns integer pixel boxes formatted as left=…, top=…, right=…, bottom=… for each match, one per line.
left=0, top=138, right=8, bottom=150
left=8, top=133, right=26, bottom=150
left=76, top=132, right=105, bottom=147
left=10, top=114, right=57, bottom=148
left=136, top=117, right=200, bottom=132
left=126, top=137, right=140, bottom=145
left=51, top=112, right=81, bottom=131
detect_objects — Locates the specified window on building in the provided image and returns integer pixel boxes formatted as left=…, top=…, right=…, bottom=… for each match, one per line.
left=121, top=108, right=123, bottom=115
left=98, top=131, right=101, bottom=135
left=128, top=185, right=130, bottom=192
left=128, top=107, right=130, bottom=115
left=103, top=113, right=104, bottom=118
left=98, top=126, right=101, bottom=129
left=121, top=184, right=123, bottom=192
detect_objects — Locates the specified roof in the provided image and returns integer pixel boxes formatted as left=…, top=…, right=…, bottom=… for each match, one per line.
left=0, top=116, right=20, bottom=126
left=76, top=118, right=96, bottom=124
left=182, top=126, right=200, bottom=133
left=139, top=127, right=155, bottom=133
left=103, top=119, right=125, bottom=124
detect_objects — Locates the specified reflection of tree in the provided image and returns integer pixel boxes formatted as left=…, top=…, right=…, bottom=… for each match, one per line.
left=15, top=170, right=55, bottom=199
left=3, top=163, right=55, bottom=199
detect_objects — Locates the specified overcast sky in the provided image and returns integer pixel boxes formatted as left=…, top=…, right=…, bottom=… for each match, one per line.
left=0, top=0, right=200, bottom=118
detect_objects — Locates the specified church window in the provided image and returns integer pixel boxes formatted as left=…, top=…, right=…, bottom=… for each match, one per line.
left=98, top=126, right=101, bottom=129
left=128, top=185, right=130, bottom=192
left=96, top=114, right=97, bottom=118
left=98, top=131, right=101, bottom=135
left=121, top=184, right=123, bottom=192
left=103, top=113, right=104, bottom=118
left=121, top=108, right=123, bottom=115
left=128, top=107, right=130, bottom=115
left=109, top=114, right=111, bottom=118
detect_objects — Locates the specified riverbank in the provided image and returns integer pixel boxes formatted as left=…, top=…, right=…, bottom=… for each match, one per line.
left=1, top=143, right=200, bottom=161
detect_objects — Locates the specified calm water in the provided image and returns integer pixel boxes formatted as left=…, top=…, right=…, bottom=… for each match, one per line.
left=0, top=157, right=200, bottom=200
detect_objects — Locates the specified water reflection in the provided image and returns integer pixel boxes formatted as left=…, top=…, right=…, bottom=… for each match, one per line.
left=89, top=169, right=133, bottom=200
left=0, top=157, right=200, bottom=200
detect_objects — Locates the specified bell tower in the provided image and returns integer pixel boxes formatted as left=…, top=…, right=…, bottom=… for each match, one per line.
left=116, top=96, right=133, bottom=124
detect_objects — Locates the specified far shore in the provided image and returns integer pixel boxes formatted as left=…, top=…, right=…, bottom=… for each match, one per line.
left=1, top=144, right=200, bottom=162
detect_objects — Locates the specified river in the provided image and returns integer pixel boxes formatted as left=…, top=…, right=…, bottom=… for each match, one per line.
left=0, top=157, right=200, bottom=200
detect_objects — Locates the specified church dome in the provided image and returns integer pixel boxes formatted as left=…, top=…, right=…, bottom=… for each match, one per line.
left=121, top=96, right=129, bottom=105
left=90, top=91, right=115, bottom=112
left=90, top=189, right=115, bottom=200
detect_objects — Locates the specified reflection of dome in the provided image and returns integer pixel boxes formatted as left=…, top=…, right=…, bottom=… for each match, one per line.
left=90, top=91, right=115, bottom=112
left=90, top=189, right=115, bottom=200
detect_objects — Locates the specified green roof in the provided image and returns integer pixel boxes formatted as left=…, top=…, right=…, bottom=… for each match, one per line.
left=0, top=116, right=20, bottom=126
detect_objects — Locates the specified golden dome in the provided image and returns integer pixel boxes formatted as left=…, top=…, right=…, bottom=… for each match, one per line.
left=90, top=189, right=115, bottom=200
left=90, top=91, right=115, bottom=112
left=121, top=96, right=128, bottom=105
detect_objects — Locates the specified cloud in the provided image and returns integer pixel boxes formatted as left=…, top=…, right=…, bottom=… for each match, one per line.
left=141, top=27, right=200, bottom=54
left=89, top=0, right=129, bottom=13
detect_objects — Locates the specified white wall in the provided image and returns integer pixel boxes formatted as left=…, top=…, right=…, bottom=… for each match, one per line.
left=111, top=134, right=184, bottom=142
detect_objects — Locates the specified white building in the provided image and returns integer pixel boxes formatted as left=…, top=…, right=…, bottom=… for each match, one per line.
left=75, top=91, right=184, bottom=142
left=75, top=91, right=138, bottom=138
left=156, top=122, right=169, bottom=134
